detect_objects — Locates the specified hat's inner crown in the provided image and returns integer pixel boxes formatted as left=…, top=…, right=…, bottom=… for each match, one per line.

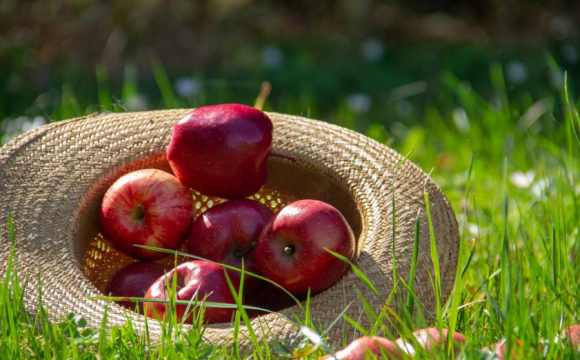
left=74, top=157, right=363, bottom=305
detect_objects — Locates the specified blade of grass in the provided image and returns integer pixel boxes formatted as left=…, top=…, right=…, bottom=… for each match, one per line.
left=423, top=172, right=443, bottom=330
left=223, top=268, right=264, bottom=360
left=90, top=296, right=271, bottom=312
left=405, top=209, right=421, bottom=323
left=134, top=245, right=304, bottom=311
left=96, top=64, right=113, bottom=112
left=322, top=301, right=355, bottom=337
left=342, top=314, right=369, bottom=336
left=151, top=56, right=180, bottom=109
left=445, top=152, right=474, bottom=355
left=325, top=249, right=380, bottom=299
left=391, top=145, right=416, bottom=309
left=122, top=62, right=139, bottom=101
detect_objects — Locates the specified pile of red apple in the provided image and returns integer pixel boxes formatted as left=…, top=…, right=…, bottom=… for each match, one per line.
left=100, top=104, right=355, bottom=324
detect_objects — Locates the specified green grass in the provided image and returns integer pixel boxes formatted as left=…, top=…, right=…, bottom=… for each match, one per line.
left=2, top=57, right=580, bottom=359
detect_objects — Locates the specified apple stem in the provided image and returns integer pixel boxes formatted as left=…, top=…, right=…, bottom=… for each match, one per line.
left=136, top=204, right=145, bottom=220
left=270, top=152, right=297, bottom=162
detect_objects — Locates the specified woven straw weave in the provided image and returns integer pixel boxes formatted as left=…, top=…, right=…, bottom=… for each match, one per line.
left=0, top=110, right=459, bottom=349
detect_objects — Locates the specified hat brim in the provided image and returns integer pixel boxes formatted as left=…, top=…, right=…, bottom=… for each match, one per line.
left=0, top=110, right=459, bottom=349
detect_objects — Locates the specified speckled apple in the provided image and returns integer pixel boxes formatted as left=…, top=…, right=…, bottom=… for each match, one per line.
left=321, top=336, right=402, bottom=360
left=561, top=325, right=580, bottom=350
left=143, top=260, right=238, bottom=324
left=187, top=199, right=272, bottom=294
left=396, top=328, right=466, bottom=356
left=255, top=199, right=355, bottom=296
left=482, top=340, right=528, bottom=360
left=166, top=104, right=273, bottom=199
left=107, top=261, right=168, bottom=312
left=99, top=169, right=193, bottom=260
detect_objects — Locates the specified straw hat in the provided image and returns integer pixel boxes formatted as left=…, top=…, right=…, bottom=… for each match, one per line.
left=0, top=110, right=459, bottom=349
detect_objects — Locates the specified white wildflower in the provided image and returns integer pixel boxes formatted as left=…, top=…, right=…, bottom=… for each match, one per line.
left=260, top=45, right=284, bottom=68
left=510, top=170, right=535, bottom=188
left=346, top=93, right=372, bottom=113
left=361, top=38, right=385, bottom=62
left=175, top=77, right=201, bottom=98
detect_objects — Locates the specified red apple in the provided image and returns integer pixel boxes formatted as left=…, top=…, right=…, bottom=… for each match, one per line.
left=482, top=340, right=528, bottom=359
left=321, top=337, right=401, bottom=360
left=187, top=199, right=272, bottom=294
left=99, top=169, right=193, bottom=260
left=144, top=260, right=238, bottom=324
left=561, top=325, right=580, bottom=350
left=107, top=261, right=167, bottom=311
left=255, top=199, right=355, bottom=296
left=396, top=328, right=466, bottom=356
left=167, top=104, right=273, bottom=199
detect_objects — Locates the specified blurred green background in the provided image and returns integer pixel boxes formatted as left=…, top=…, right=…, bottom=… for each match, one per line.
left=1, top=0, right=579, bottom=149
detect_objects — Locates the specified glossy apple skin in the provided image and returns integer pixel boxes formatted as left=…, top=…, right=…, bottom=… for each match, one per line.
left=107, top=261, right=167, bottom=312
left=396, top=328, right=466, bottom=356
left=167, top=104, right=273, bottom=199
left=144, top=260, right=238, bottom=324
left=99, top=169, right=193, bottom=260
left=187, top=199, right=272, bottom=294
left=255, top=199, right=355, bottom=296
left=321, top=337, right=401, bottom=360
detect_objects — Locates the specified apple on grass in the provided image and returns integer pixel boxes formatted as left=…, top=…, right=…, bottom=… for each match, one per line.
left=395, top=328, right=466, bottom=356
left=167, top=104, right=274, bottom=199
left=482, top=340, right=529, bottom=360
left=107, top=261, right=168, bottom=312
left=144, top=260, right=239, bottom=324
left=187, top=199, right=272, bottom=295
left=255, top=199, right=355, bottom=296
left=99, top=169, right=193, bottom=261
left=321, top=337, right=402, bottom=360
left=560, top=325, right=580, bottom=350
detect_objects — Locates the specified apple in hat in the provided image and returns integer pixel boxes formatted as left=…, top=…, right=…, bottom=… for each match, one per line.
left=255, top=199, right=355, bottom=296
left=187, top=199, right=272, bottom=294
left=167, top=104, right=274, bottom=199
left=99, top=169, right=193, bottom=260
left=321, top=336, right=402, bottom=360
left=144, top=260, right=238, bottom=324
left=107, top=261, right=167, bottom=312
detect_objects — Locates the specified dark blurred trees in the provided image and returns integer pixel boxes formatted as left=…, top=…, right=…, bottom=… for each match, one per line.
left=0, top=0, right=578, bottom=75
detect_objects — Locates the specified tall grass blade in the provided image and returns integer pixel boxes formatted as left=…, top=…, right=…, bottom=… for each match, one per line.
left=322, top=301, right=354, bottom=337
left=223, top=269, right=264, bottom=360
left=96, top=64, right=113, bottom=111
left=135, top=245, right=304, bottom=310
left=151, top=56, right=180, bottom=109
left=122, top=62, right=139, bottom=101
left=423, top=184, right=443, bottom=329
left=325, top=248, right=380, bottom=299
left=391, top=145, right=415, bottom=307
left=405, top=209, right=421, bottom=322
